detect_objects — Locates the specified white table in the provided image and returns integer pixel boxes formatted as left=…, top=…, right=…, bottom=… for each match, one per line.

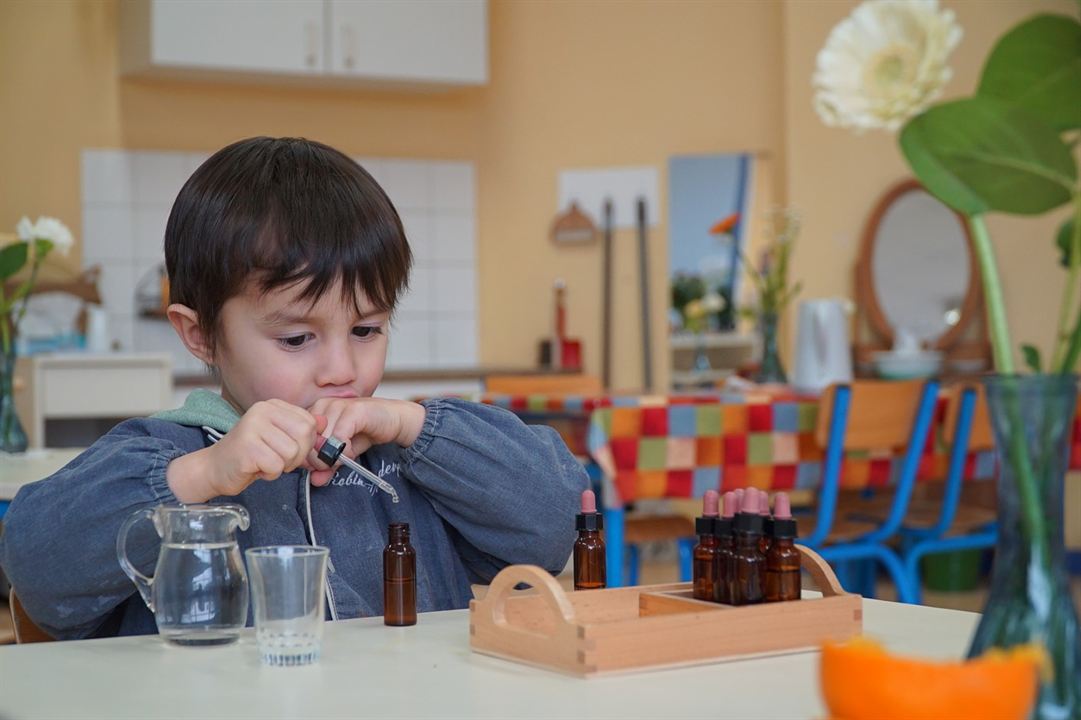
left=0, top=599, right=979, bottom=719
left=0, top=448, right=84, bottom=504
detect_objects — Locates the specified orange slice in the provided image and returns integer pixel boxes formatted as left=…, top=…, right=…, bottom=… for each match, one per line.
left=820, top=637, right=1044, bottom=720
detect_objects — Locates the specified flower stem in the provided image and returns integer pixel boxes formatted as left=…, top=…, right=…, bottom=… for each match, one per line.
left=967, top=215, right=1015, bottom=373
left=967, top=214, right=1050, bottom=572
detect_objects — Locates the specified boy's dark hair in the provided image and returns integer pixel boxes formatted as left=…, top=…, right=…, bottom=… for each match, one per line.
left=164, top=136, right=412, bottom=356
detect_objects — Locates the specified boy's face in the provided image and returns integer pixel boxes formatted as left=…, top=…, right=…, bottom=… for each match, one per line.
left=212, top=280, right=389, bottom=413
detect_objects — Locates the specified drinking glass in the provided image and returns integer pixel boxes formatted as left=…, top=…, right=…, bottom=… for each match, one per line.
left=245, top=546, right=329, bottom=667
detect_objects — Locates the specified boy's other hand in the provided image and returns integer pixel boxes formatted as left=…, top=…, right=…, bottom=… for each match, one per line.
left=168, top=400, right=324, bottom=503
left=306, top=398, right=425, bottom=487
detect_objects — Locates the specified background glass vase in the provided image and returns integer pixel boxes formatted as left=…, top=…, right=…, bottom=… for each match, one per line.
left=0, top=348, right=29, bottom=453
left=969, top=374, right=1080, bottom=720
left=754, top=311, right=787, bottom=384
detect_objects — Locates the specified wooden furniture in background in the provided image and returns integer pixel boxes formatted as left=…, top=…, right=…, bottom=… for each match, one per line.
left=485, top=374, right=603, bottom=396
left=852, top=179, right=991, bottom=375
left=469, top=548, right=861, bottom=677
left=13, top=353, right=173, bottom=448
left=9, top=590, right=53, bottom=644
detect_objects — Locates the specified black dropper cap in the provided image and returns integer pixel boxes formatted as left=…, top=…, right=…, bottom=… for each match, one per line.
left=576, top=489, right=603, bottom=531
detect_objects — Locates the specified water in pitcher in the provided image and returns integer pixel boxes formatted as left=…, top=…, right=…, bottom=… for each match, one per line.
left=155, top=541, right=249, bottom=646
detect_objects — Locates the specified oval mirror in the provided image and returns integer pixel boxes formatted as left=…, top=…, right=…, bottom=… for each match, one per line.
left=858, top=180, right=979, bottom=349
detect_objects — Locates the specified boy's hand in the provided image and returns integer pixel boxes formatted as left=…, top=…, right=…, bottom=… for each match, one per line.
left=306, top=398, right=425, bottom=487
left=168, top=400, right=325, bottom=503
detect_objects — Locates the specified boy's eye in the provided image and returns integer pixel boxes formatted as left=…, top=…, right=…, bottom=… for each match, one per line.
left=352, top=326, right=383, bottom=340
left=278, top=333, right=311, bottom=349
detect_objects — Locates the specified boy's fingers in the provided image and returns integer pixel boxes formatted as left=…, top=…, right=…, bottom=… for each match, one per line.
left=309, top=468, right=334, bottom=487
left=313, top=414, right=328, bottom=436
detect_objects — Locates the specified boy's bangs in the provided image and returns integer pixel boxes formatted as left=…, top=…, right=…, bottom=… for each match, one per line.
left=250, top=200, right=410, bottom=317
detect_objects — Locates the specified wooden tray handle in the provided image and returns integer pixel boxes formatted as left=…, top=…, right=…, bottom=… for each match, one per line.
left=797, top=544, right=848, bottom=597
left=477, top=564, right=576, bottom=636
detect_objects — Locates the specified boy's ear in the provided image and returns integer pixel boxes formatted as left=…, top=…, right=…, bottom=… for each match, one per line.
left=167, top=304, right=213, bottom=365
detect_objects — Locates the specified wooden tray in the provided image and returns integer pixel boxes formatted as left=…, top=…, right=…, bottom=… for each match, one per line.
left=469, top=545, right=862, bottom=677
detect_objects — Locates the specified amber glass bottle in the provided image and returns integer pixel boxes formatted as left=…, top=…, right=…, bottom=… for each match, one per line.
left=765, top=493, right=802, bottom=602
left=692, top=490, right=721, bottom=601
left=384, top=522, right=417, bottom=626
left=758, top=490, right=774, bottom=555
left=713, top=491, right=737, bottom=604
left=730, top=491, right=766, bottom=605
left=574, top=489, right=606, bottom=590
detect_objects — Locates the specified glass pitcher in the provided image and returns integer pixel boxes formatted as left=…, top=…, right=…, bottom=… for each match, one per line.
left=117, top=504, right=250, bottom=646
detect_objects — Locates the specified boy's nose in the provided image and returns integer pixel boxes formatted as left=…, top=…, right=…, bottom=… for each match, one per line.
left=316, top=343, right=357, bottom=387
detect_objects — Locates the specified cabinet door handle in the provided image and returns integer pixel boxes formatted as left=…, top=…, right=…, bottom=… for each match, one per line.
left=342, top=24, right=356, bottom=70
left=304, top=20, right=318, bottom=68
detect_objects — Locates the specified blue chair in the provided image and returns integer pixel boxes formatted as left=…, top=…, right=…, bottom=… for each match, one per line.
left=895, top=384, right=997, bottom=604
left=800, top=379, right=940, bottom=604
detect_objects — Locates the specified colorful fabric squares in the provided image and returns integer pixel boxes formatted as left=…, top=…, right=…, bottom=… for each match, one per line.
left=610, top=408, right=643, bottom=438
left=692, top=466, right=721, bottom=497
left=797, top=402, right=818, bottom=432
left=696, top=436, right=723, bottom=465
left=666, top=469, right=693, bottom=497
left=723, top=435, right=747, bottom=465
left=796, top=461, right=821, bottom=489
left=723, top=405, right=748, bottom=435
left=668, top=405, right=698, bottom=438
left=972, top=451, right=996, bottom=480
left=748, top=433, right=772, bottom=465
left=666, top=437, right=696, bottom=468
left=638, top=438, right=667, bottom=470
left=798, top=431, right=824, bottom=461
left=615, top=471, right=637, bottom=504
left=637, top=470, right=667, bottom=498
left=696, top=405, right=722, bottom=435
left=610, top=437, right=638, bottom=470
left=722, top=465, right=748, bottom=489
left=772, top=433, right=799, bottom=464
left=773, top=402, right=800, bottom=432
left=748, top=465, right=772, bottom=489
left=641, top=407, right=669, bottom=437
left=772, top=464, right=797, bottom=490
left=748, top=403, right=773, bottom=432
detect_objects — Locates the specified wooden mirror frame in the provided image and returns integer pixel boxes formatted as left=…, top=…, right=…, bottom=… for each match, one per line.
left=853, top=179, right=990, bottom=371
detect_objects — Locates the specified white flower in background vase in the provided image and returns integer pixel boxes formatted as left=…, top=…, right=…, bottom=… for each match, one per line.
left=16, top=215, right=74, bottom=256
left=813, top=0, right=962, bottom=132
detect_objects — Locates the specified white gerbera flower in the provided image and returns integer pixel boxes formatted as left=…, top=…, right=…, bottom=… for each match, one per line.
left=15, top=215, right=74, bottom=256
left=813, top=0, right=962, bottom=132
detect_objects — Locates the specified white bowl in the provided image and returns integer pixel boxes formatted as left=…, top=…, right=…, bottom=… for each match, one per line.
left=872, top=350, right=942, bottom=380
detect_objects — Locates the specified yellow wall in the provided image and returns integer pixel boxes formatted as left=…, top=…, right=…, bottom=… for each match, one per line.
left=784, top=0, right=1078, bottom=371
left=1, top=0, right=1074, bottom=385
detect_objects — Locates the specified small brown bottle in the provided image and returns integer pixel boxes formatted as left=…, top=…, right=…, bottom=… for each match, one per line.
left=765, top=493, right=802, bottom=602
left=692, top=490, right=721, bottom=601
left=731, top=490, right=767, bottom=605
left=713, top=491, right=737, bottom=604
left=384, top=522, right=417, bottom=626
left=758, top=490, right=773, bottom=555
left=573, top=489, right=606, bottom=590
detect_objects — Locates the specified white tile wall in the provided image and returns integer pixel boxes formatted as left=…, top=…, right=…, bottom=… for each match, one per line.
left=82, top=149, right=478, bottom=374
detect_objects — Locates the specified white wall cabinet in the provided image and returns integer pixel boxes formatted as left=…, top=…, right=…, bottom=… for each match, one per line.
left=120, top=0, right=487, bottom=87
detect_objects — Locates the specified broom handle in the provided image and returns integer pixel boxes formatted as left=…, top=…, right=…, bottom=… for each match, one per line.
left=602, top=200, right=613, bottom=390
left=637, top=198, right=652, bottom=390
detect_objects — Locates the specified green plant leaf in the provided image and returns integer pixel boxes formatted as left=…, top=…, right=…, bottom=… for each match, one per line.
left=900, top=97, right=1077, bottom=216
left=1021, top=343, right=1043, bottom=372
left=33, top=238, right=53, bottom=259
left=0, top=242, right=29, bottom=281
left=978, top=14, right=1081, bottom=131
left=1058, top=217, right=1077, bottom=267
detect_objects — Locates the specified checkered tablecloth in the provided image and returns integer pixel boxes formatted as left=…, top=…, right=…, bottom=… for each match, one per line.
left=449, top=390, right=1081, bottom=509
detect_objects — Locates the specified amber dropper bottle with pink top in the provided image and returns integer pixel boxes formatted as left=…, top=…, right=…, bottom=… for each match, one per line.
left=714, top=491, right=737, bottom=604
left=765, top=492, right=802, bottom=602
left=573, top=489, right=606, bottom=590
left=730, top=489, right=767, bottom=605
left=692, top=490, right=721, bottom=601
left=758, top=490, right=773, bottom=555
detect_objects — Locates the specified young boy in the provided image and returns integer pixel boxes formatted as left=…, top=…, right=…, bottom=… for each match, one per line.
left=0, top=137, right=587, bottom=639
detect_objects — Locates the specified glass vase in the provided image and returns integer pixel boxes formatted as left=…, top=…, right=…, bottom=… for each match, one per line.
left=0, top=346, right=29, bottom=453
left=969, top=374, right=1080, bottom=720
left=754, top=311, right=787, bottom=384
